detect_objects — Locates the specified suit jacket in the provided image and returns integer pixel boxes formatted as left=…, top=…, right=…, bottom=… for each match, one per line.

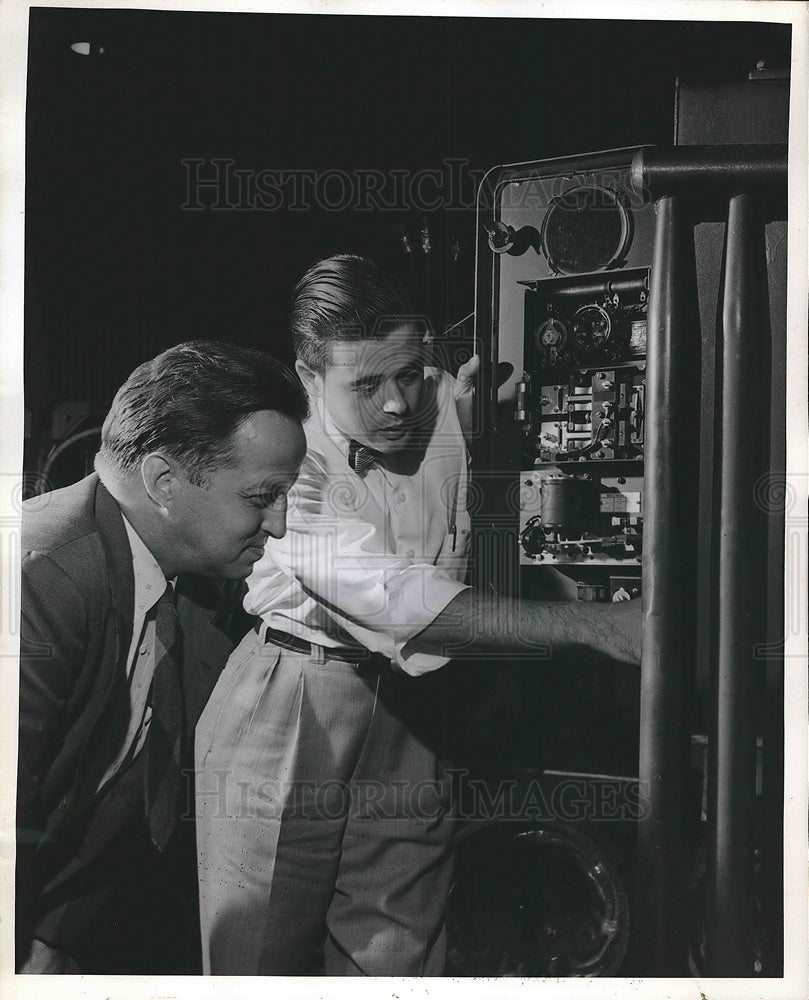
left=16, top=473, right=248, bottom=963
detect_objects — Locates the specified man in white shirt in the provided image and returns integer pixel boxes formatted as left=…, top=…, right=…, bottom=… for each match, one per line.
left=17, top=340, right=307, bottom=973
left=196, top=256, right=641, bottom=976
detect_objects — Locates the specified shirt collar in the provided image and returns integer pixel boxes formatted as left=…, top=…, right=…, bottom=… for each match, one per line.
left=121, top=513, right=170, bottom=618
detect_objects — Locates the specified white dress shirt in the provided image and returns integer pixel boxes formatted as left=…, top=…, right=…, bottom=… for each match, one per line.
left=96, top=515, right=168, bottom=791
left=245, top=368, right=472, bottom=676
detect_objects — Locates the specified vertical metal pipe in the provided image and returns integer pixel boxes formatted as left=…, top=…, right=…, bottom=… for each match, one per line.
left=706, top=192, right=768, bottom=975
left=636, top=194, right=700, bottom=974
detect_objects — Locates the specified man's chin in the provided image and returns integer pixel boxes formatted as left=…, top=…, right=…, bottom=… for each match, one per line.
left=370, top=429, right=412, bottom=452
left=222, top=556, right=262, bottom=580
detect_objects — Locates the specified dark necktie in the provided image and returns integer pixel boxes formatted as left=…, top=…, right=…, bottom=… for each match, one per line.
left=348, top=439, right=378, bottom=476
left=144, top=582, right=183, bottom=852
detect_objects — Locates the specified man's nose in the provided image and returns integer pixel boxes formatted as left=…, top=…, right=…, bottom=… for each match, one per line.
left=381, top=381, right=407, bottom=415
left=261, top=507, right=287, bottom=540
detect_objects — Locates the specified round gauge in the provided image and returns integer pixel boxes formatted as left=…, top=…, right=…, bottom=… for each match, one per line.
left=572, top=304, right=612, bottom=355
left=540, top=184, right=633, bottom=275
left=447, top=821, right=630, bottom=977
left=535, top=317, right=568, bottom=352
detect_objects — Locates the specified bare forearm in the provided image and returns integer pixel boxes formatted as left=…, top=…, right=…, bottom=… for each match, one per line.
left=405, top=589, right=641, bottom=664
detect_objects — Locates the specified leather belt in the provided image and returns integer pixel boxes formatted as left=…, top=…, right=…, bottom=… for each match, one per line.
left=259, top=624, right=391, bottom=674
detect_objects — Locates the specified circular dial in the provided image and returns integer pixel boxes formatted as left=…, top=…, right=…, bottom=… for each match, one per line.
left=572, top=304, right=612, bottom=354
left=540, top=183, right=633, bottom=275
left=535, top=317, right=568, bottom=352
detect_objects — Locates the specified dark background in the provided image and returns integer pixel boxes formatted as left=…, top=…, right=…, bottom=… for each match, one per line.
left=25, top=8, right=791, bottom=442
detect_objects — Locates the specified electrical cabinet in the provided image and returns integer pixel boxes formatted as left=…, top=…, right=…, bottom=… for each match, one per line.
left=463, top=99, right=788, bottom=974
left=472, top=150, right=656, bottom=622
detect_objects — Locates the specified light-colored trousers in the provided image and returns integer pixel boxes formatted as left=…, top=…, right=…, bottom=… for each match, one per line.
left=195, top=629, right=454, bottom=975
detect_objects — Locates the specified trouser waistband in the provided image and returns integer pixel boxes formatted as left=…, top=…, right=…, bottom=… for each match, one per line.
left=256, top=623, right=391, bottom=674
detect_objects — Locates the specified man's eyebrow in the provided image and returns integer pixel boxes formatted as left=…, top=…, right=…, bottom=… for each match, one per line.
left=242, top=474, right=294, bottom=494
left=349, top=373, right=383, bottom=388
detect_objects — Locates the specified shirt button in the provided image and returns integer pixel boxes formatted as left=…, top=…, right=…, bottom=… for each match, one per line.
left=140, top=644, right=148, bottom=656
left=398, top=493, right=407, bottom=503
left=407, top=548, right=415, bottom=558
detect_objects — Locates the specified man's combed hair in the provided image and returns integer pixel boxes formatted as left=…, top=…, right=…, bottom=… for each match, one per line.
left=97, top=340, right=308, bottom=485
left=291, top=254, right=414, bottom=372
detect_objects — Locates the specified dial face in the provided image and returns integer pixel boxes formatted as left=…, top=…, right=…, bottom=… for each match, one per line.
left=540, top=183, right=633, bottom=275
left=537, top=318, right=568, bottom=350
left=573, top=304, right=612, bottom=352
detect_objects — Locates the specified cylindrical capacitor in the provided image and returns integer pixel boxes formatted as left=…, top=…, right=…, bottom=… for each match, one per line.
left=540, top=476, right=599, bottom=532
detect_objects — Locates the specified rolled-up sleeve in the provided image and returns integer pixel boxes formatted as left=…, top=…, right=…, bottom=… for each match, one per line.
left=245, top=454, right=469, bottom=676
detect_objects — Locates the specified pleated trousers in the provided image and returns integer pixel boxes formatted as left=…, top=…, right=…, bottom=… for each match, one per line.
left=195, top=629, right=454, bottom=975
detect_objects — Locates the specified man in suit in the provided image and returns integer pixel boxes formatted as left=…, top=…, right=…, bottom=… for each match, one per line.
left=16, top=340, right=307, bottom=973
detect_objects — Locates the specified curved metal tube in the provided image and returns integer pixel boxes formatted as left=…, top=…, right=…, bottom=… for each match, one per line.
left=636, top=194, right=700, bottom=974
left=705, top=192, right=770, bottom=975
left=630, top=145, right=787, bottom=200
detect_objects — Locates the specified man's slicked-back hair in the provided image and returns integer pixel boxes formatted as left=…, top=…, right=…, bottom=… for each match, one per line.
left=97, top=340, right=308, bottom=486
left=291, top=254, right=414, bottom=373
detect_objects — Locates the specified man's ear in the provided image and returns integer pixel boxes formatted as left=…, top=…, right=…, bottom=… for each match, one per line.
left=295, top=359, right=322, bottom=398
left=141, top=453, right=176, bottom=509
